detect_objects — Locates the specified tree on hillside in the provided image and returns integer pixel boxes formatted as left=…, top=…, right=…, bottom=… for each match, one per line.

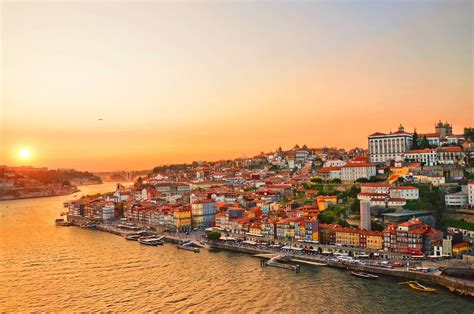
left=207, top=231, right=221, bottom=240
left=350, top=199, right=360, bottom=213
left=419, top=136, right=430, bottom=149
left=464, top=127, right=474, bottom=142
left=411, top=131, right=419, bottom=150
left=310, top=177, right=323, bottom=184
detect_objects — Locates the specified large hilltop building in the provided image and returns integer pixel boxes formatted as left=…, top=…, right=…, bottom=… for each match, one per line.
left=435, top=121, right=453, bottom=140
left=368, top=124, right=413, bottom=164
left=368, top=121, right=464, bottom=164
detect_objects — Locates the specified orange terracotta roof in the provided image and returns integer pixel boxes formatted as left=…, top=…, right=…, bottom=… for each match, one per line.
left=437, top=146, right=463, bottom=153
left=405, top=148, right=433, bottom=154
left=342, top=162, right=376, bottom=168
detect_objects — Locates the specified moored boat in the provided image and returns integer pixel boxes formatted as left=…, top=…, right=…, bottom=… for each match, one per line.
left=55, top=219, right=71, bottom=226
left=351, top=271, right=378, bottom=279
left=138, top=236, right=164, bottom=246
left=125, top=234, right=141, bottom=241
left=80, top=223, right=97, bottom=229
left=177, top=245, right=200, bottom=253
left=399, top=281, right=437, bottom=293
left=138, top=238, right=161, bottom=246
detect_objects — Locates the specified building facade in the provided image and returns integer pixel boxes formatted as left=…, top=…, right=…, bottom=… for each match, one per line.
left=368, top=125, right=413, bottom=163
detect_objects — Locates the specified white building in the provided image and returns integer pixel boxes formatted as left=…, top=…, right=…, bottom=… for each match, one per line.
left=341, top=162, right=377, bottom=182
left=323, top=159, right=346, bottom=168
left=390, top=186, right=419, bottom=200
left=369, top=197, right=406, bottom=208
left=403, top=148, right=437, bottom=166
left=360, top=183, right=391, bottom=195
left=368, top=125, right=413, bottom=163
left=413, top=175, right=445, bottom=186
left=420, top=133, right=441, bottom=147
left=360, top=200, right=371, bottom=230
left=102, top=202, right=115, bottom=220
left=445, top=192, right=468, bottom=208
left=436, top=146, right=465, bottom=165
left=468, top=182, right=474, bottom=208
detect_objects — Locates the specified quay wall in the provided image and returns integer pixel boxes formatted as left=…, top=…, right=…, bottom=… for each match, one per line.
left=210, top=241, right=474, bottom=297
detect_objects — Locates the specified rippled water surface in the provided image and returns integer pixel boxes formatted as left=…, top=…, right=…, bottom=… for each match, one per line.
left=0, top=183, right=472, bottom=312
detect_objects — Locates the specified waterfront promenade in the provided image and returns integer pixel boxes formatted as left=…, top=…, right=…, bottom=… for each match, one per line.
left=210, top=241, right=474, bottom=297
left=64, top=215, right=474, bottom=297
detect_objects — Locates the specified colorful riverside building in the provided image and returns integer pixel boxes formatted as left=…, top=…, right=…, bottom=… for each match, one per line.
left=173, top=206, right=192, bottom=232
left=275, top=217, right=319, bottom=242
left=319, top=224, right=383, bottom=250
left=359, top=230, right=384, bottom=250
left=191, top=200, right=217, bottom=229
left=383, top=218, right=443, bottom=255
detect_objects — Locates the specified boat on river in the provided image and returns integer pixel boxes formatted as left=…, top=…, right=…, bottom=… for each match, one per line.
left=80, top=223, right=96, bottom=229
left=125, top=234, right=141, bottom=241
left=138, top=236, right=164, bottom=246
left=55, top=219, right=71, bottom=226
left=399, top=281, right=437, bottom=293
left=350, top=271, right=379, bottom=279
left=177, top=245, right=200, bottom=253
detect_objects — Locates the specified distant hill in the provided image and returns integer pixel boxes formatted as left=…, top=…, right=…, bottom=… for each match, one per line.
left=1, top=167, right=102, bottom=186
left=0, top=166, right=101, bottom=200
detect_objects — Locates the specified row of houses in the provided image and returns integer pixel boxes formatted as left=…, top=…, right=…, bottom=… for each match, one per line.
left=403, top=146, right=465, bottom=166
left=318, top=156, right=377, bottom=182
left=356, top=183, right=419, bottom=208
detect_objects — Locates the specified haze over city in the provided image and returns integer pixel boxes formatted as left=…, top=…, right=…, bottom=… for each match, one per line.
left=1, top=1, right=472, bottom=171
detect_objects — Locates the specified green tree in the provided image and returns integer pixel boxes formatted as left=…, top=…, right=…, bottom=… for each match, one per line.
left=310, top=177, right=323, bottom=184
left=464, top=127, right=474, bottom=142
left=403, top=200, right=421, bottom=211
left=411, top=131, right=419, bottom=149
left=368, top=176, right=380, bottom=182
left=419, top=136, right=430, bottom=149
left=356, top=178, right=369, bottom=183
left=332, top=178, right=342, bottom=184
left=350, top=199, right=360, bottom=213
left=207, top=231, right=221, bottom=240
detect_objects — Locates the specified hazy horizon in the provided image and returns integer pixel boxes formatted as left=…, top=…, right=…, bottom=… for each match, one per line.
left=1, top=0, right=472, bottom=171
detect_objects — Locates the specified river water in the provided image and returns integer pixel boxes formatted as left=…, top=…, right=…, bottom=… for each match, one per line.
left=0, top=183, right=472, bottom=312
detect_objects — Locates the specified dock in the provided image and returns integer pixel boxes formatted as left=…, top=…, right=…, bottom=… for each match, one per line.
left=292, top=259, right=327, bottom=266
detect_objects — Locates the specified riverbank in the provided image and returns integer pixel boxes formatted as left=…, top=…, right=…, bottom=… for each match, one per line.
left=209, top=241, right=474, bottom=297
left=0, top=188, right=80, bottom=202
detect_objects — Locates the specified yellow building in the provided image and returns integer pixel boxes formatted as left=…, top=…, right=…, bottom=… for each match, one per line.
left=316, top=195, right=337, bottom=211
left=335, top=228, right=360, bottom=247
left=388, top=166, right=409, bottom=184
left=249, top=223, right=262, bottom=236
left=365, top=233, right=383, bottom=250
left=173, top=208, right=191, bottom=231
left=452, top=242, right=470, bottom=255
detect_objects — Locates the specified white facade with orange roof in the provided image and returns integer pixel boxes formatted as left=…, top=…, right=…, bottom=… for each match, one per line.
left=340, top=162, right=376, bottom=181
left=368, top=125, right=413, bottom=163
left=403, top=148, right=437, bottom=166
left=468, top=182, right=474, bottom=208
left=390, top=186, right=419, bottom=200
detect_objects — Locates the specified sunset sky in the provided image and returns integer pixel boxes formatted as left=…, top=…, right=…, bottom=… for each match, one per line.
left=1, top=1, right=472, bottom=171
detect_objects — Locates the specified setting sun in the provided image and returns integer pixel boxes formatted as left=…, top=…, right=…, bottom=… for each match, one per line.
left=18, top=148, right=32, bottom=161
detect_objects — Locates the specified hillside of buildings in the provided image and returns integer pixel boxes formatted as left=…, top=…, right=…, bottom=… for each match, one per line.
left=0, top=166, right=102, bottom=200
left=64, top=122, right=474, bottom=258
